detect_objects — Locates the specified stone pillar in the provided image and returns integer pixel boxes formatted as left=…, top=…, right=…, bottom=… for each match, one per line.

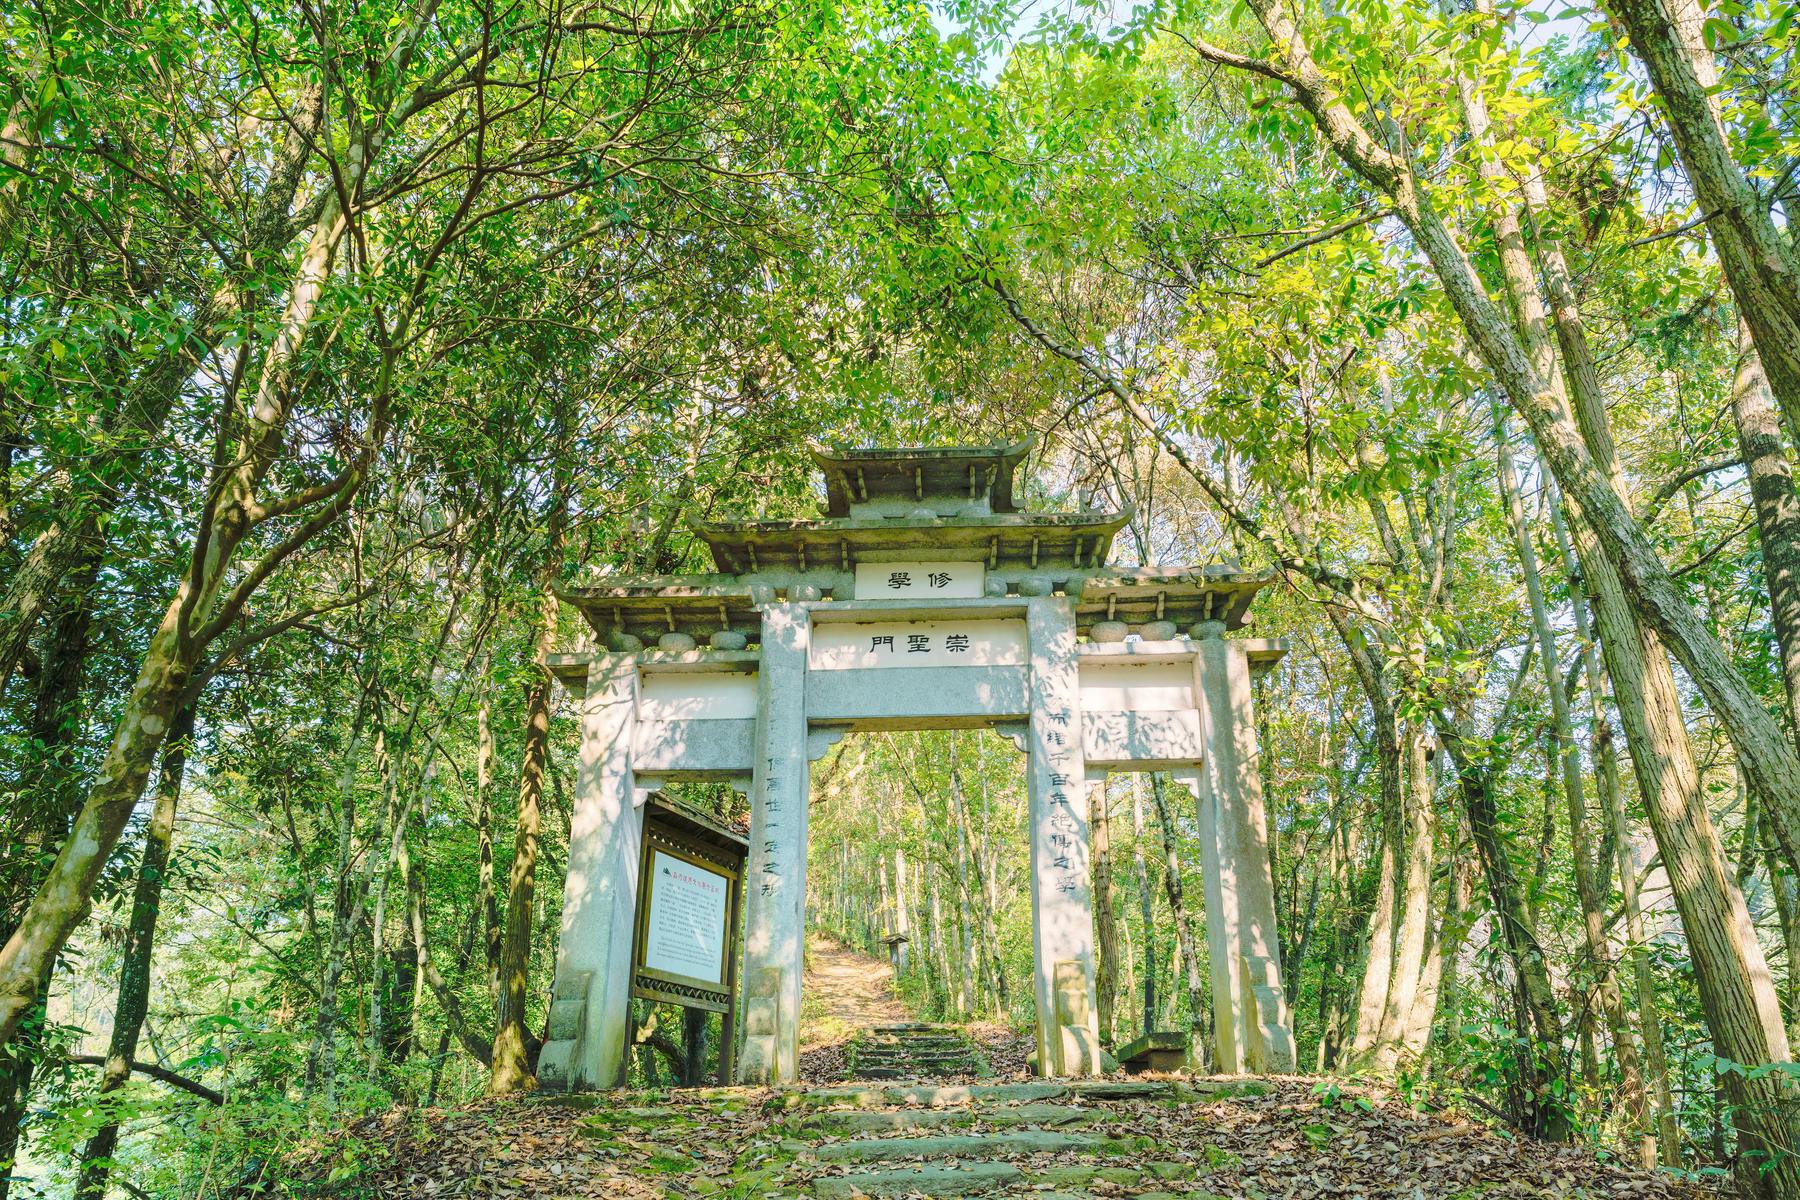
left=1025, top=596, right=1101, bottom=1077
left=540, top=654, right=641, bottom=1090
left=1185, top=761, right=1243, bottom=1073
left=1193, top=623, right=1297, bottom=1073
left=738, top=603, right=812, bottom=1084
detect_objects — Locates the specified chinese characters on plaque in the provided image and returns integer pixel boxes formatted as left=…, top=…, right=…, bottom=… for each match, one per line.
left=809, top=619, right=1027, bottom=670
left=852, top=560, right=985, bottom=600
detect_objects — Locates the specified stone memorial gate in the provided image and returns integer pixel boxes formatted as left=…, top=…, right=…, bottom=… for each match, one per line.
left=537, top=442, right=1297, bottom=1089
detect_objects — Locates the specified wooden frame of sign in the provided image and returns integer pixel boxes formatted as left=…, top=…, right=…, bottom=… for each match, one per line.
left=629, top=796, right=747, bottom=1084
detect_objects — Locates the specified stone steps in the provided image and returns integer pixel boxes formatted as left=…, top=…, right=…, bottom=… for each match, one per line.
left=776, top=1074, right=1258, bottom=1199
left=844, top=1022, right=988, bottom=1080
left=813, top=1129, right=1119, bottom=1164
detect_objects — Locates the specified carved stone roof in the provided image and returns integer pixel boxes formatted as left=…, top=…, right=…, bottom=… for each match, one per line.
left=689, top=509, right=1129, bottom=575
left=812, top=440, right=1032, bottom=518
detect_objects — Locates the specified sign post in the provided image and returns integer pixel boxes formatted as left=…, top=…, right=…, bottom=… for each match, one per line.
left=630, top=797, right=748, bottom=1084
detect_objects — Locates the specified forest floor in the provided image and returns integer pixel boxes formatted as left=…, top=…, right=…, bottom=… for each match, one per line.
left=314, top=939, right=1717, bottom=1197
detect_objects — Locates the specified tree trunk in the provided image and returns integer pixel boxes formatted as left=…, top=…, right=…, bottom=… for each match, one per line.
left=1494, top=402, right=1650, bottom=1162
left=1730, top=320, right=1800, bottom=742
left=478, top=682, right=501, bottom=996
left=1438, top=721, right=1571, bottom=1141
left=1370, top=727, right=1434, bottom=1075
left=1407, top=836, right=1473, bottom=1061
left=307, top=696, right=367, bottom=1095
left=73, top=705, right=195, bottom=1199
left=404, top=840, right=493, bottom=1067
left=1091, top=781, right=1119, bottom=1048
left=1149, top=773, right=1207, bottom=1068
left=1602, top=0, right=1800, bottom=438
left=488, top=578, right=563, bottom=1092
left=1130, top=775, right=1157, bottom=1038
left=1547, top=495, right=1684, bottom=1165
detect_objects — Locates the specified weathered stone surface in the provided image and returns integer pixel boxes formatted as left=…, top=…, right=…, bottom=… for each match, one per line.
left=814, top=1130, right=1109, bottom=1164
left=983, top=1102, right=1091, bottom=1128
left=1171, top=1079, right=1272, bottom=1101
left=785, top=1086, right=889, bottom=1110
left=1069, top=1080, right=1172, bottom=1099
left=795, top=1108, right=972, bottom=1136
left=1027, top=1165, right=1101, bottom=1186
left=886, top=1082, right=1067, bottom=1105
left=811, top=1162, right=1023, bottom=1198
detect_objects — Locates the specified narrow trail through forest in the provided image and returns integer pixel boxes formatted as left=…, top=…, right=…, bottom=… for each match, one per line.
left=802, top=933, right=915, bottom=1043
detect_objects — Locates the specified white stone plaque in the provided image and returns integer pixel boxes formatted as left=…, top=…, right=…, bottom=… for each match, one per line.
left=638, top=671, right=758, bottom=721
left=642, top=850, right=730, bottom=984
left=1078, top=662, right=1195, bottom=712
left=853, top=560, right=985, bottom=600
left=809, top=618, right=1027, bottom=670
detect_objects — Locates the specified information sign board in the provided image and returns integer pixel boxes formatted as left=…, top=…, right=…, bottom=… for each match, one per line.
left=631, top=801, right=746, bottom=1017
left=642, top=850, right=730, bottom=985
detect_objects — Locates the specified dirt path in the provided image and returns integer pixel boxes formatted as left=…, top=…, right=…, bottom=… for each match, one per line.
left=801, top=932, right=912, bottom=1050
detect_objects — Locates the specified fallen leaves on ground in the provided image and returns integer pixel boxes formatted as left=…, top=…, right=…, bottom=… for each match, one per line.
left=304, top=1073, right=1721, bottom=1199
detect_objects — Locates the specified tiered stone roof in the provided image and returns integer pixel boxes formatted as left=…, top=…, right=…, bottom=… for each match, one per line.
left=555, top=442, right=1269, bottom=650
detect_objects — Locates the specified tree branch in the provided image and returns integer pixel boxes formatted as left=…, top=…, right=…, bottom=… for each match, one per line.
left=64, top=1055, right=224, bottom=1104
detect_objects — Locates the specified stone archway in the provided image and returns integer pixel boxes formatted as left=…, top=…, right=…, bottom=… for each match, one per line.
left=537, top=442, right=1295, bottom=1089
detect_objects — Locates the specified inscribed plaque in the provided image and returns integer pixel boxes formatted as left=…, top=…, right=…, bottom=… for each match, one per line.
left=852, top=560, right=985, bottom=600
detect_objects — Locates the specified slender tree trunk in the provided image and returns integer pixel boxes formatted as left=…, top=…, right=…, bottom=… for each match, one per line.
left=1547, top=496, right=1684, bottom=1165
left=1091, top=781, right=1119, bottom=1048
left=488, top=448, right=569, bottom=1092
left=1494, top=403, right=1650, bottom=1162
left=1730, top=321, right=1800, bottom=741
left=488, top=577, right=562, bottom=1092
left=1371, top=727, right=1434, bottom=1075
left=307, top=694, right=368, bottom=1095
left=1326, top=612, right=1409, bottom=1071
left=1130, top=776, right=1157, bottom=1038
left=404, top=840, right=493, bottom=1067
left=1438, top=723, right=1571, bottom=1141
left=478, top=682, right=500, bottom=996
left=1407, top=836, right=1473, bottom=1061
left=1602, top=0, right=1800, bottom=433
left=73, top=706, right=195, bottom=1199
left=949, top=739, right=1008, bottom=1009
left=1149, top=774, right=1207, bottom=1068
left=893, top=848, right=911, bottom=975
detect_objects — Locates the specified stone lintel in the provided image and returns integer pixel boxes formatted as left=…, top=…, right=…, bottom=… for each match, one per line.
left=542, top=648, right=760, bottom=683
left=1072, top=635, right=1289, bottom=667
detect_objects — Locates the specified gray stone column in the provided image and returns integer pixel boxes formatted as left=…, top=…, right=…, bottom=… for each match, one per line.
left=1193, top=623, right=1297, bottom=1072
left=1025, top=596, right=1101, bottom=1077
left=1184, top=761, right=1243, bottom=1073
left=738, top=603, right=812, bottom=1084
left=541, top=654, right=640, bottom=1090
